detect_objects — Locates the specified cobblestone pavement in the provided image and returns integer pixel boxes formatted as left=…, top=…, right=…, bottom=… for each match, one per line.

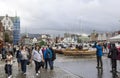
left=0, top=58, right=80, bottom=78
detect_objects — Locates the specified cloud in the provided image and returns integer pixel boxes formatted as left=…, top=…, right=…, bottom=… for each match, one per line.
left=0, top=0, right=120, bottom=36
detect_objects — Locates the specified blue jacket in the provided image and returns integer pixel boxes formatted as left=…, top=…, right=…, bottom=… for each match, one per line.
left=44, top=48, right=52, bottom=59
left=94, top=43, right=103, bottom=56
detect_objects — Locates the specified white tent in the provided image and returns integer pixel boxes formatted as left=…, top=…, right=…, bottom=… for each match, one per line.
left=109, top=35, right=120, bottom=41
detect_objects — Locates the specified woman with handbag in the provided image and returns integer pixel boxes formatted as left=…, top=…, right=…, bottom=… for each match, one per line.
left=32, top=45, right=44, bottom=76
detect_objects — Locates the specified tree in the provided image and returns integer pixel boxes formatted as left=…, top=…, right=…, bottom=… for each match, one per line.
left=4, top=32, right=10, bottom=42
left=39, top=40, right=47, bottom=46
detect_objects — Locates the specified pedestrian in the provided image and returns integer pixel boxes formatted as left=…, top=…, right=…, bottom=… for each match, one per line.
left=13, top=45, right=16, bottom=56
left=20, top=45, right=29, bottom=75
left=94, top=42, right=103, bottom=69
left=44, top=45, right=53, bottom=70
left=103, top=42, right=107, bottom=53
left=1, top=45, right=7, bottom=60
left=8, top=44, right=14, bottom=56
left=32, top=45, right=44, bottom=76
left=16, top=46, right=22, bottom=71
left=5, top=51, right=13, bottom=78
left=41, top=46, right=46, bottom=68
left=49, top=46, right=56, bottom=70
left=108, top=43, right=118, bottom=73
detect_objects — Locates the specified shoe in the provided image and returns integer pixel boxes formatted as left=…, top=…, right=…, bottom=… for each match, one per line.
left=8, top=76, right=11, bottom=78
left=10, top=75, right=12, bottom=78
left=50, top=67, right=53, bottom=70
left=8, top=76, right=10, bottom=78
left=23, top=73, right=26, bottom=75
left=38, top=71, right=40, bottom=73
left=36, top=73, right=38, bottom=76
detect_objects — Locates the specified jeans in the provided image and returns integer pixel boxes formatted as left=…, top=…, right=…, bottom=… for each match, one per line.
left=97, top=56, right=103, bottom=67
left=111, top=59, right=117, bottom=71
left=6, top=64, right=12, bottom=76
left=21, top=60, right=27, bottom=73
left=34, top=61, right=41, bottom=73
left=45, top=58, right=53, bottom=69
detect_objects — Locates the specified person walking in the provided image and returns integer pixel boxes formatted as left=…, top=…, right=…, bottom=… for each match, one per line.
left=49, top=47, right=56, bottom=70
left=108, top=43, right=118, bottom=73
left=20, top=45, right=29, bottom=75
left=44, top=45, right=53, bottom=70
left=41, top=46, right=46, bottom=68
left=1, top=45, right=7, bottom=60
left=94, top=42, right=103, bottom=69
left=5, top=51, right=13, bottom=78
left=16, top=46, right=22, bottom=71
left=32, top=45, right=44, bottom=76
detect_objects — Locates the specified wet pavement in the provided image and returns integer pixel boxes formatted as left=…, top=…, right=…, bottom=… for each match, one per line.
left=0, top=54, right=120, bottom=78
left=55, top=54, right=120, bottom=78
left=0, top=56, right=80, bottom=78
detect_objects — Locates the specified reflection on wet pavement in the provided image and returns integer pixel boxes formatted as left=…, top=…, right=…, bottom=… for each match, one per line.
left=55, top=54, right=120, bottom=78
left=97, top=68, right=103, bottom=78
left=0, top=54, right=120, bottom=78
left=0, top=58, right=80, bottom=78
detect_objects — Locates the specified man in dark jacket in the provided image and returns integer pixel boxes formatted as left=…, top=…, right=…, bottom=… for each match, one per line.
left=109, top=43, right=118, bottom=73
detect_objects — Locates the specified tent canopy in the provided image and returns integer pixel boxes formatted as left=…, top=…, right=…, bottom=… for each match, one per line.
left=109, top=35, right=120, bottom=41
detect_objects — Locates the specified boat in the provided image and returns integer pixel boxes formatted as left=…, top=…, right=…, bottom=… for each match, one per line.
left=63, top=49, right=96, bottom=56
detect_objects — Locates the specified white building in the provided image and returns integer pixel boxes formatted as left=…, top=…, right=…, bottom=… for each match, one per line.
left=1, top=14, right=13, bottom=31
left=97, top=33, right=107, bottom=41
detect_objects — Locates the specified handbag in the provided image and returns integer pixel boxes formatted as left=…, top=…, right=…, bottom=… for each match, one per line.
left=27, top=60, right=30, bottom=65
left=107, top=53, right=111, bottom=58
left=4, top=64, right=8, bottom=74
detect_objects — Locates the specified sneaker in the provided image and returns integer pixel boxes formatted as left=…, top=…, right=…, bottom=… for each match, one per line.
left=8, top=76, right=11, bottom=78
left=9, top=75, right=12, bottom=78
left=36, top=73, right=38, bottom=76
left=23, top=72, right=26, bottom=75
left=38, top=71, right=40, bottom=73
left=8, top=76, right=10, bottom=78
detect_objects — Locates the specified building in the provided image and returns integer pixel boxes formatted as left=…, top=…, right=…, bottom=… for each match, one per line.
left=0, top=21, right=4, bottom=48
left=89, top=30, right=98, bottom=41
left=13, top=16, right=20, bottom=45
left=1, top=14, right=13, bottom=31
left=0, top=14, right=20, bottom=44
left=0, top=14, right=13, bottom=43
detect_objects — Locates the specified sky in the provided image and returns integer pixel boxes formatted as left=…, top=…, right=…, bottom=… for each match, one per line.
left=0, top=0, right=120, bottom=36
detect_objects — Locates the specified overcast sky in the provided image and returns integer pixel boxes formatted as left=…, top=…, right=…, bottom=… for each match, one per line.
left=0, top=0, right=120, bottom=36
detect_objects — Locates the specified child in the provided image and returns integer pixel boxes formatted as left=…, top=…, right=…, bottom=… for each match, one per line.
left=5, top=51, right=13, bottom=78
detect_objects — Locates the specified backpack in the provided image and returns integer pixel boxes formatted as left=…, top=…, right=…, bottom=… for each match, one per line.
left=46, top=48, right=52, bottom=59
left=16, top=50, right=22, bottom=59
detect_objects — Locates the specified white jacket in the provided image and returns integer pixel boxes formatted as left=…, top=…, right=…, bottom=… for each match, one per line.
left=32, top=49, right=42, bottom=62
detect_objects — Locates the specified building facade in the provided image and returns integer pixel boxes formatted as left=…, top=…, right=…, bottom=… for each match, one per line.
left=0, top=21, right=4, bottom=48
left=13, top=16, right=20, bottom=45
left=1, top=14, right=13, bottom=31
left=0, top=14, right=20, bottom=44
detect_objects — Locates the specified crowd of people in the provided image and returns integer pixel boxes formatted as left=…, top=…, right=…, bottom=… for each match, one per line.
left=0, top=44, right=56, bottom=78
